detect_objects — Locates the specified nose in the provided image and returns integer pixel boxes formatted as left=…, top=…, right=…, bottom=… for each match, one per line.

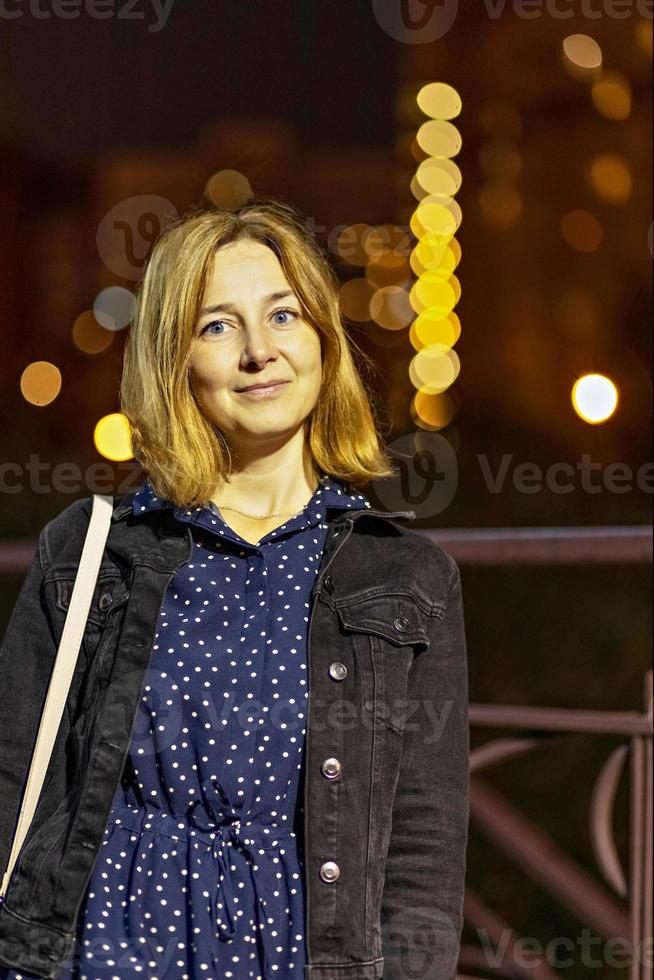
left=239, top=322, right=277, bottom=367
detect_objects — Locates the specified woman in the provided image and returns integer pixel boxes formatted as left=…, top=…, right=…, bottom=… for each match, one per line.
left=0, top=198, right=469, bottom=980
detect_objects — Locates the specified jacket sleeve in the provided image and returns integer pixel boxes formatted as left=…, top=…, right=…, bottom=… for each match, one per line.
left=0, top=527, right=58, bottom=884
left=381, top=552, right=470, bottom=980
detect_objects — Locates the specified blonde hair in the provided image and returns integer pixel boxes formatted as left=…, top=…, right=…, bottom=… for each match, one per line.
left=120, top=197, right=396, bottom=508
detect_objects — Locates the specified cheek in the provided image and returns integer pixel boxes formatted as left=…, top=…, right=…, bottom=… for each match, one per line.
left=189, top=354, right=231, bottom=393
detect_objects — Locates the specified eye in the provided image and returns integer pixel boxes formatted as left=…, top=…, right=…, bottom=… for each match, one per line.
left=272, top=308, right=299, bottom=324
left=199, top=320, right=231, bottom=337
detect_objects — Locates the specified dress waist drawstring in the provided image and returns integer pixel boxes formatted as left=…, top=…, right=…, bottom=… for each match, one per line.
left=107, top=800, right=298, bottom=977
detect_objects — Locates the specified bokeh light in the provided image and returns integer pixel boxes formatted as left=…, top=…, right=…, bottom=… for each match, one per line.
left=561, top=210, right=603, bottom=252
left=72, top=311, right=115, bottom=354
left=562, top=34, right=602, bottom=71
left=93, top=287, right=134, bottom=332
left=572, top=374, right=618, bottom=424
left=409, top=347, right=461, bottom=394
left=94, top=413, right=134, bottom=461
left=369, top=286, right=414, bottom=331
left=416, top=120, right=462, bottom=158
left=412, top=389, right=456, bottom=430
left=20, top=361, right=62, bottom=406
left=410, top=310, right=461, bottom=354
left=591, top=71, right=632, bottom=120
left=339, top=278, right=377, bottom=322
left=416, top=82, right=462, bottom=121
left=204, top=169, right=253, bottom=208
left=588, top=154, right=632, bottom=204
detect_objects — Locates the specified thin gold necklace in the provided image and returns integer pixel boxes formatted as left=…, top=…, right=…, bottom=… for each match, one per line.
left=214, top=477, right=324, bottom=520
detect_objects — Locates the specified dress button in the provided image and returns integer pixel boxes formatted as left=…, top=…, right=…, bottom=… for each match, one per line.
left=98, top=591, right=113, bottom=611
left=328, top=662, right=347, bottom=681
left=394, top=615, right=410, bottom=632
left=320, top=861, right=340, bottom=882
left=321, top=757, right=342, bottom=779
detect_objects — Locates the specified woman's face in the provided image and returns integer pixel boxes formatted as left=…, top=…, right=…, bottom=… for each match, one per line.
left=188, top=239, right=323, bottom=455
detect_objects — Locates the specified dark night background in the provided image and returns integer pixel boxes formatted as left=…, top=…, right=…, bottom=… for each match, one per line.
left=1, top=2, right=652, bottom=977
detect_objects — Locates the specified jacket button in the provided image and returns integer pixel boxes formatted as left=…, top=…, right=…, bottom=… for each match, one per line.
left=394, top=615, right=410, bottom=632
left=321, top=757, right=342, bottom=779
left=322, top=574, right=334, bottom=593
left=98, top=591, right=113, bottom=611
left=328, top=662, right=347, bottom=681
left=320, top=861, right=340, bottom=882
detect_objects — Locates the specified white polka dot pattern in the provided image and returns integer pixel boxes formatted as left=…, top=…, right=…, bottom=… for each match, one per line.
left=0, top=475, right=372, bottom=980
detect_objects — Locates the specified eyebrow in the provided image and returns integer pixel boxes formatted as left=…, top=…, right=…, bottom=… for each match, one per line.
left=199, top=290, right=297, bottom=317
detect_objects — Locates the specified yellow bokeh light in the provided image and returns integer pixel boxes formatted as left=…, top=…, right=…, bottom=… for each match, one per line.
left=72, top=311, right=114, bottom=354
left=410, top=240, right=458, bottom=279
left=410, top=274, right=457, bottom=317
left=412, top=389, right=456, bottom=430
left=562, top=33, right=602, bottom=70
left=416, top=82, right=462, bottom=121
left=369, top=286, right=414, bottom=331
left=94, top=413, right=133, bottom=462
left=588, top=153, right=632, bottom=203
left=411, top=200, right=458, bottom=241
left=410, top=310, right=461, bottom=354
left=204, top=169, right=253, bottom=208
left=591, top=71, right=632, bottom=120
left=20, top=361, right=62, bottom=406
left=414, top=160, right=459, bottom=201
left=416, top=119, right=462, bottom=158
left=409, top=347, right=461, bottom=394
left=561, top=209, right=602, bottom=252
left=572, top=374, right=618, bottom=423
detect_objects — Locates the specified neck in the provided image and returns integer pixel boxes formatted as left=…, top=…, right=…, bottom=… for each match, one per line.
left=211, top=448, right=323, bottom=517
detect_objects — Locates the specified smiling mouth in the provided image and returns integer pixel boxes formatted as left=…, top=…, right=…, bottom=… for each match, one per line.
left=236, top=381, right=290, bottom=396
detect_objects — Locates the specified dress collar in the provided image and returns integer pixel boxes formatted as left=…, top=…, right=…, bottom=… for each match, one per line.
left=132, top=473, right=372, bottom=547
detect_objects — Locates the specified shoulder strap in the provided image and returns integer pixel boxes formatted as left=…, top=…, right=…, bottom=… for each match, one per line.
left=0, top=494, right=114, bottom=899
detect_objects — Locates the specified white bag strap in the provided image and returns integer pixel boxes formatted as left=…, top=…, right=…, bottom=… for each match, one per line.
left=1, top=494, right=114, bottom=899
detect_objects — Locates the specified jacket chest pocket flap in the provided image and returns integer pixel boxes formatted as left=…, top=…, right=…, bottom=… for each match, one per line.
left=52, top=572, right=131, bottom=677
left=335, top=592, right=432, bottom=649
left=54, top=573, right=131, bottom=629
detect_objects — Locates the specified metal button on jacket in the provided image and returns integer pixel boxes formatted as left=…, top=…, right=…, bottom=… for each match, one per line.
left=328, top=661, right=347, bottom=681
left=319, top=861, right=340, bottom=882
left=321, top=757, right=342, bottom=779
left=322, top=573, right=334, bottom=593
left=98, top=591, right=114, bottom=612
left=394, top=614, right=410, bottom=632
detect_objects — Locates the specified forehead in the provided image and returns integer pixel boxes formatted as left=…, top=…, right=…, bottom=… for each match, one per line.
left=206, top=240, right=287, bottom=292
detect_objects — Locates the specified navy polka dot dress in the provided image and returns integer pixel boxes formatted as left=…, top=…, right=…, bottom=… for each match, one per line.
left=0, top=474, right=371, bottom=980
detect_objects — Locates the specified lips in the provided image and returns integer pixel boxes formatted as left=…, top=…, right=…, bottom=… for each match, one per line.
left=236, top=381, right=288, bottom=392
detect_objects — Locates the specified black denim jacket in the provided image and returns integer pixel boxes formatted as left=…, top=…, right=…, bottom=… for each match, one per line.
left=0, top=490, right=469, bottom=980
